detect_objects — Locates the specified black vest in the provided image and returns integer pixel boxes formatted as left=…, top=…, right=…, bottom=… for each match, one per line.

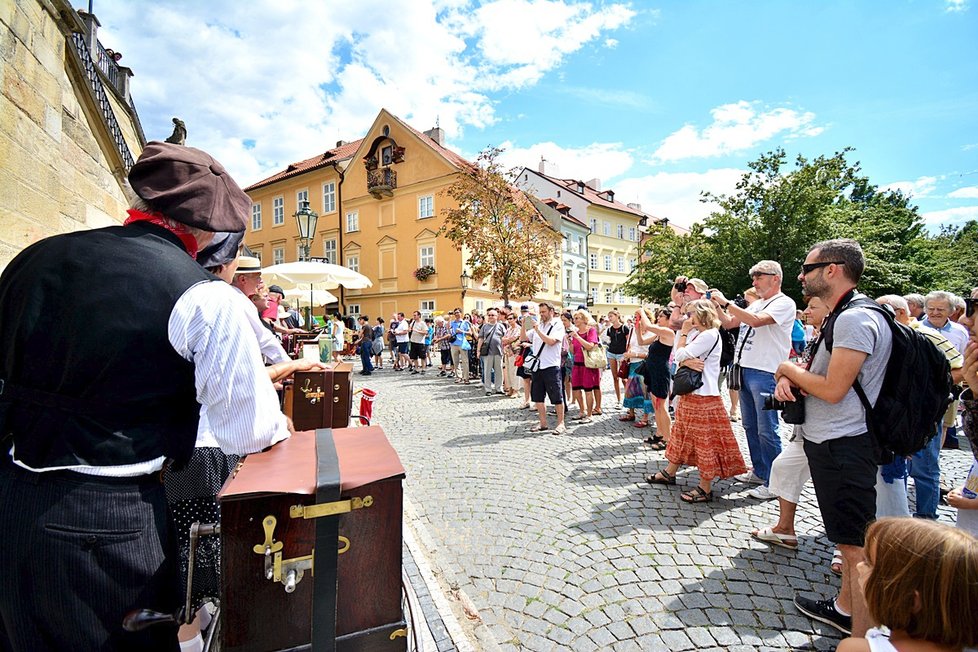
left=0, top=222, right=214, bottom=468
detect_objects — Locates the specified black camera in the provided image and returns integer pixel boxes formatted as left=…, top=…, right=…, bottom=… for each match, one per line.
left=761, top=388, right=805, bottom=424
left=674, top=281, right=688, bottom=292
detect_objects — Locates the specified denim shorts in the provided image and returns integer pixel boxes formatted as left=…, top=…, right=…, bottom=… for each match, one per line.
left=606, top=352, right=625, bottom=361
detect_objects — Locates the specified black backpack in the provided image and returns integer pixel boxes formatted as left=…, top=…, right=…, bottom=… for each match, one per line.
left=823, top=293, right=953, bottom=458
left=719, top=327, right=737, bottom=368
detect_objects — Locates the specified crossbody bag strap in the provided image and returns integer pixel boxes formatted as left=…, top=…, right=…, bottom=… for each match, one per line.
left=733, top=295, right=785, bottom=365
left=532, top=323, right=556, bottom=360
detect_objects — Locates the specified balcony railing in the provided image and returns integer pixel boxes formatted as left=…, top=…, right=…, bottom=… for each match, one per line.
left=367, top=168, right=396, bottom=198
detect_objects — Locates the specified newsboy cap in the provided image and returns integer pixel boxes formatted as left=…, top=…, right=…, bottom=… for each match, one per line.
left=196, top=231, right=244, bottom=269
left=128, top=141, right=250, bottom=233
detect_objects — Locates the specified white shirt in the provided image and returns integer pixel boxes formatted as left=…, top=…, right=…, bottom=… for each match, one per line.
left=394, top=319, right=409, bottom=343
left=231, top=286, right=290, bottom=364
left=332, top=320, right=345, bottom=343
left=736, top=293, right=796, bottom=373
left=528, top=317, right=566, bottom=369
left=674, top=328, right=722, bottom=396
left=14, top=280, right=290, bottom=476
left=626, top=325, right=647, bottom=356
left=409, top=319, right=428, bottom=344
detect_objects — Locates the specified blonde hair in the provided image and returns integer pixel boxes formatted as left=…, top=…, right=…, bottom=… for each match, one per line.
left=572, top=309, right=596, bottom=327
left=864, top=518, right=978, bottom=649
left=685, top=299, right=721, bottom=330
left=744, top=288, right=759, bottom=299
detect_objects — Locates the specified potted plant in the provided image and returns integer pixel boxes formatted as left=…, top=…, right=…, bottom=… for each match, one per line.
left=414, top=265, right=436, bottom=282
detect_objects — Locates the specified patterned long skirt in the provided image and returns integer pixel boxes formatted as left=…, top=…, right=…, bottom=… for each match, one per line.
left=665, top=394, right=747, bottom=480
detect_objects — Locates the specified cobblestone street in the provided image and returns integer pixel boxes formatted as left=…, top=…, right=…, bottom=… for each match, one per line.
left=359, top=362, right=974, bottom=652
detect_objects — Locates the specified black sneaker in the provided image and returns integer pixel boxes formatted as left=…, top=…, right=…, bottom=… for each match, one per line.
left=793, top=595, right=851, bottom=635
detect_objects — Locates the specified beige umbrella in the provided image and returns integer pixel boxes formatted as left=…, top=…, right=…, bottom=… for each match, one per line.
left=283, top=288, right=338, bottom=307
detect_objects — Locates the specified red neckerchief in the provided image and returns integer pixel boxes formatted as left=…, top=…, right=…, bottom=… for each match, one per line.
left=123, top=209, right=198, bottom=258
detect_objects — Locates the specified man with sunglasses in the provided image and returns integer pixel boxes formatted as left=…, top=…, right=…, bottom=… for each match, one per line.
left=709, top=260, right=797, bottom=500
left=772, top=239, right=892, bottom=637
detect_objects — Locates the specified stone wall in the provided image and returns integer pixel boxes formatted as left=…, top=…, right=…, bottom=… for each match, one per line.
left=0, top=0, right=143, bottom=271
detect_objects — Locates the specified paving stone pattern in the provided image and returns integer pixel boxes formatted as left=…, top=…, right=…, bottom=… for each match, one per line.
left=358, top=364, right=974, bottom=651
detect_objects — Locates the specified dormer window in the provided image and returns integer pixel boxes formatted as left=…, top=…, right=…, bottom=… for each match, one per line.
left=382, top=145, right=393, bottom=166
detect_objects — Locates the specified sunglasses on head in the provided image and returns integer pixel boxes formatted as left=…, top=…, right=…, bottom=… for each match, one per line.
left=801, top=261, right=846, bottom=275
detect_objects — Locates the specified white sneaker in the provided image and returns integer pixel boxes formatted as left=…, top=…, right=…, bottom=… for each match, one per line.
left=735, top=471, right=764, bottom=485
left=553, top=423, right=567, bottom=435
left=748, top=485, right=778, bottom=500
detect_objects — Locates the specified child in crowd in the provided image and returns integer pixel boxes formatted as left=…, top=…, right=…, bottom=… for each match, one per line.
left=837, top=517, right=977, bottom=652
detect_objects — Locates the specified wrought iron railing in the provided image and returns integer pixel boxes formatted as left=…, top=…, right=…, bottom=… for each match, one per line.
left=367, top=168, right=397, bottom=195
left=70, top=31, right=135, bottom=170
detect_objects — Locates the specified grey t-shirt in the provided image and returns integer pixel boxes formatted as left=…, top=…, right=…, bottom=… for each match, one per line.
left=797, top=307, right=892, bottom=444
left=479, top=322, right=506, bottom=356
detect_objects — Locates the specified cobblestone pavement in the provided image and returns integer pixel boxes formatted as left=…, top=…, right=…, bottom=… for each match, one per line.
left=356, top=361, right=974, bottom=652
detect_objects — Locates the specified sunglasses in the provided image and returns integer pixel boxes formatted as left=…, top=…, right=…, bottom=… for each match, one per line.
left=751, top=272, right=777, bottom=279
left=964, top=297, right=978, bottom=318
left=801, top=261, right=846, bottom=275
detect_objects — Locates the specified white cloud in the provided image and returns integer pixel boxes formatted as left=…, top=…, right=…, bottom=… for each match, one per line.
left=946, top=0, right=968, bottom=12
left=95, top=0, right=634, bottom=185
left=650, top=101, right=822, bottom=163
left=948, top=186, right=978, bottom=198
left=604, top=38, right=619, bottom=48
left=496, top=140, right=635, bottom=181
left=921, top=206, right=978, bottom=225
left=613, top=169, right=746, bottom=227
left=881, top=176, right=939, bottom=198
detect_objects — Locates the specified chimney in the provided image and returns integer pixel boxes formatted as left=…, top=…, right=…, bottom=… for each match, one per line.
left=538, top=156, right=559, bottom=177
left=423, top=126, right=445, bottom=146
left=585, top=178, right=601, bottom=192
left=627, top=202, right=642, bottom=211
left=336, top=140, right=348, bottom=147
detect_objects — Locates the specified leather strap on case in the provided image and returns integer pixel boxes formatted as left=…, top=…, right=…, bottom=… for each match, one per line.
left=312, top=428, right=341, bottom=652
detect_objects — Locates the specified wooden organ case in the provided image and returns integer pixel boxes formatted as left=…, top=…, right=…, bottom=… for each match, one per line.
left=282, top=364, right=354, bottom=431
left=218, top=425, right=406, bottom=652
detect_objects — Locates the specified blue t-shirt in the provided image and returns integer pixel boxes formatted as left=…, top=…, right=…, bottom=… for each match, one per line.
left=791, top=319, right=805, bottom=342
left=450, top=320, right=470, bottom=345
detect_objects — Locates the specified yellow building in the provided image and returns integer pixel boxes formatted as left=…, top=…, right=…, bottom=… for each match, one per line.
left=246, top=108, right=560, bottom=319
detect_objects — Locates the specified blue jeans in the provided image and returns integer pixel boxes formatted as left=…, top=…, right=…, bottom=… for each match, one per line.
left=360, top=343, right=374, bottom=373
left=739, top=367, right=782, bottom=485
left=908, top=424, right=942, bottom=519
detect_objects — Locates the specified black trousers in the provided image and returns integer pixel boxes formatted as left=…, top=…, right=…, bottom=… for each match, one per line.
left=0, top=459, right=179, bottom=652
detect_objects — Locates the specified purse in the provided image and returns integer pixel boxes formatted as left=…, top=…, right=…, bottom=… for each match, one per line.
left=727, top=363, right=742, bottom=391
left=617, top=358, right=632, bottom=379
left=584, top=343, right=607, bottom=369
left=672, top=333, right=720, bottom=396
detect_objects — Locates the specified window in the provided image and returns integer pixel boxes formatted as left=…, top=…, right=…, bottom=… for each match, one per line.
left=578, top=271, right=585, bottom=292
left=542, top=274, right=549, bottom=290
left=475, top=300, right=485, bottom=313
left=253, top=249, right=262, bottom=263
left=616, top=224, right=624, bottom=239
left=296, top=189, right=308, bottom=209
left=323, top=182, right=336, bottom=213
left=273, top=197, right=284, bottom=225
left=604, top=255, right=611, bottom=271
left=419, top=245, right=434, bottom=268
left=420, top=300, right=435, bottom=317
left=323, top=238, right=336, bottom=264
left=590, top=287, right=597, bottom=303
left=630, top=258, right=637, bottom=271
left=589, top=253, right=598, bottom=270
left=561, top=231, right=568, bottom=251
left=605, top=288, right=613, bottom=303
left=418, top=195, right=434, bottom=219
left=565, top=269, right=573, bottom=292
left=273, top=246, right=284, bottom=265
left=617, top=257, right=625, bottom=273
left=346, top=253, right=359, bottom=273
left=381, top=145, right=393, bottom=166
left=589, top=218, right=597, bottom=233
left=628, top=227, right=636, bottom=241
left=603, top=221, right=610, bottom=236
left=346, top=210, right=359, bottom=232
left=616, top=290, right=624, bottom=303
left=347, top=304, right=361, bottom=318
left=571, top=234, right=580, bottom=254
left=251, top=203, right=262, bottom=231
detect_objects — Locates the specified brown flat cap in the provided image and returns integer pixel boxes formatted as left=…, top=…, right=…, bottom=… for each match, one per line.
left=128, top=141, right=250, bottom=233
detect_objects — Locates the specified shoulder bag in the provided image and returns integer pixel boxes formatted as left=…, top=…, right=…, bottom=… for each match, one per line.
left=583, top=329, right=607, bottom=369
left=522, top=322, right=555, bottom=374
left=672, top=333, right=720, bottom=396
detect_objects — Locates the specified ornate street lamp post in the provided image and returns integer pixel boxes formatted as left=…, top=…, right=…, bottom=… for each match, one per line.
left=294, top=200, right=319, bottom=327
left=460, top=269, right=471, bottom=306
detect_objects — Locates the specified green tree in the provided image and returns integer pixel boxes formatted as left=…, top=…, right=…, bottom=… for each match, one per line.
left=439, top=146, right=561, bottom=305
left=624, top=222, right=707, bottom=303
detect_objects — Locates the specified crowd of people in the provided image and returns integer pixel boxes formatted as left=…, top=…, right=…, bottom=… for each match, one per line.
left=338, top=239, right=978, bottom=648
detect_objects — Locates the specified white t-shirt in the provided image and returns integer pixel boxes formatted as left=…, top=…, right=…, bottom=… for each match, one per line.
left=394, top=319, right=409, bottom=343
left=409, top=319, right=428, bottom=344
left=674, top=328, right=722, bottom=396
left=804, top=324, right=815, bottom=342
left=528, top=318, right=566, bottom=370
left=736, top=293, right=797, bottom=374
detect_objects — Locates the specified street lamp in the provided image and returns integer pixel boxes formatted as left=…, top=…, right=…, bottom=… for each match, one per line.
left=294, top=199, right=319, bottom=262
left=460, top=269, right=471, bottom=304
left=294, top=199, right=319, bottom=328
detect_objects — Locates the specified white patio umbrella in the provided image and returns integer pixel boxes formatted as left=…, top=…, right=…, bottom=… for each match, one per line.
left=262, top=261, right=372, bottom=290
left=283, top=288, right=338, bottom=307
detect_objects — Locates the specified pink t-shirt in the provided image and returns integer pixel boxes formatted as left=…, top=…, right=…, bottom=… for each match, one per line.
left=572, top=327, right=599, bottom=362
left=261, top=295, right=280, bottom=321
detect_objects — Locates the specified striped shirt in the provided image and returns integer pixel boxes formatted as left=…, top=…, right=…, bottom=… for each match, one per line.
left=910, top=320, right=963, bottom=369
left=13, top=280, right=290, bottom=476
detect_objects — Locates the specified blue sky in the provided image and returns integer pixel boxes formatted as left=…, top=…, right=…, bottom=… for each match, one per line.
left=96, top=0, right=977, bottom=229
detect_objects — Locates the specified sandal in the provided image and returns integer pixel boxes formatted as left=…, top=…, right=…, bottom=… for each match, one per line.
left=619, top=414, right=636, bottom=422
left=831, top=549, right=843, bottom=576
left=633, top=421, right=649, bottom=428
left=680, top=486, right=714, bottom=503
left=643, top=435, right=663, bottom=446
left=751, top=526, right=798, bottom=550
left=645, top=469, right=676, bottom=485
left=592, top=409, right=602, bottom=415
left=650, top=440, right=668, bottom=451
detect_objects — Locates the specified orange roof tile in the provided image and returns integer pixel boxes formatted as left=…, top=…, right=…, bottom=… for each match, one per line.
left=535, top=171, right=649, bottom=219
left=245, top=139, right=364, bottom=192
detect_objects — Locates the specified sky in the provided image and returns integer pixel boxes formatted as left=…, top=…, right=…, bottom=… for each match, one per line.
left=95, top=0, right=978, bottom=230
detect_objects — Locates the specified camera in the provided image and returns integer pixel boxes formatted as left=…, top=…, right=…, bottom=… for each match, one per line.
left=674, top=281, right=688, bottom=292
left=761, top=388, right=805, bottom=424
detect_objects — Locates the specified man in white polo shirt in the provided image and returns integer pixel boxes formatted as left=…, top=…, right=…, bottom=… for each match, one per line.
left=710, top=260, right=797, bottom=499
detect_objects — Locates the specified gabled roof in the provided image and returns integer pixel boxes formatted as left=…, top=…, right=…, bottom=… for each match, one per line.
left=539, top=197, right=588, bottom=229
left=529, top=169, right=648, bottom=219
left=245, top=139, right=363, bottom=192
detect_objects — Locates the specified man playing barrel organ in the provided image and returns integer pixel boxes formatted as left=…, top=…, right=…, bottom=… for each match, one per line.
left=0, top=142, right=290, bottom=651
